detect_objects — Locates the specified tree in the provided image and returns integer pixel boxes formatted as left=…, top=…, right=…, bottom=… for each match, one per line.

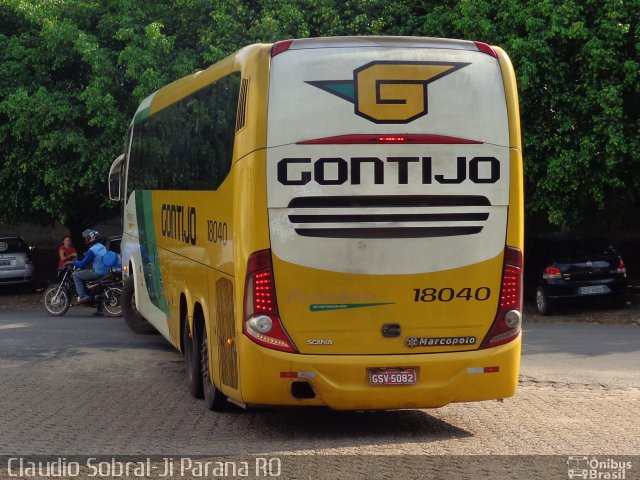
left=0, top=0, right=210, bottom=238
left=496, top=0, right=640, bottom=233
left=1, top=0, right=129, bottom=237
left=1, top=0, right=638, bottom=239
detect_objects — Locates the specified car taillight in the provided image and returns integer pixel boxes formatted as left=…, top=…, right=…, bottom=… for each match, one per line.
left=542, top=266, right=562, bottom=279
left=615, top=259, right=627, bottom=275
left=243, top=249, right=297, bottom=353
left=480, top=246, right=522, bottom=349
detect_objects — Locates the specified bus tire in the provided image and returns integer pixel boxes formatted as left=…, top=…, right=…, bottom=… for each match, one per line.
left=201, top=326, right=229, bottom=411
left=183, top=315, right=203, bottom=398
left=122, top=275, right=156, bottom=334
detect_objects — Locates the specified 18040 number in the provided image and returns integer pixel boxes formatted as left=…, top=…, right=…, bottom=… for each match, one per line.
left=413, top=287, right=491, bottom=303
left=206, top=220, right=228, bottom=246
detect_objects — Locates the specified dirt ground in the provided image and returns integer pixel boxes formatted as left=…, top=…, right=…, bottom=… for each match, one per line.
left=0, top=286, right=53, bottom=310
left=2, top=284, right=639, bottom=326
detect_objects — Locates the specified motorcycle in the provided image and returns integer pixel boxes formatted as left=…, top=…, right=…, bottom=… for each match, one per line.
left=43, top=265, right=123, bottom=316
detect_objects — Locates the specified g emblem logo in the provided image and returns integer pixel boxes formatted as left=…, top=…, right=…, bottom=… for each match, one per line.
left=307, top=61, right=468, bottom=124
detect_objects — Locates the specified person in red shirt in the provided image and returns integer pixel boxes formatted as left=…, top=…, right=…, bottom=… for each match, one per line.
left=58, top=235, right=77, bottom=269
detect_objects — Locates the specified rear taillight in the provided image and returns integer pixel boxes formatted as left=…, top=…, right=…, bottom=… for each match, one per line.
left=542, top=266, right=562, bottom=279
left=271, top=39, right=293, bottom=57
left=480, top=247, right=522, bottom=349
left=615, top=259, right=627, bottom=276
left=243, top=249, right=297, bottom=353
left=474, top=41, right=497, bottom=58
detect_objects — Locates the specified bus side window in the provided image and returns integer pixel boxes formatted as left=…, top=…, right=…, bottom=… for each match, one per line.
left=126, top=72, right=242, bottom=196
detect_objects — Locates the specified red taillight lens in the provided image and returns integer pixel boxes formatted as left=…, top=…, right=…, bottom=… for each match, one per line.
left=500, top=264, right=520, bottom=309
left=253, top=270, right=276, bottom=315
left=243, top=249, right=297, bottom=353
left=474, top=41, right=497, bottom=57
left=480, top=247, right=522, bottom=349
left=616, top=259, right=626, bottom=275
left=271, top=39, right=293, bottom=57
left=542, top=266, right=562, bottom=279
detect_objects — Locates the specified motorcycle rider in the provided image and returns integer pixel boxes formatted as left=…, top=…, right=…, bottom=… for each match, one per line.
left=66, top=229, right=109, bottom=308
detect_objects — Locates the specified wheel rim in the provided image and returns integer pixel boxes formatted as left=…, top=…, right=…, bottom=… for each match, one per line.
left=45, top=288, right=67, bottom=314
left=185, top=324, right=194, bottom=378
left=103, top=288, right=122, bottom=315
left=130, top=290, right=139, bottom=314
left=201, top=331, right=210, bottom=383
left=536, top=288, right=545, bottom=312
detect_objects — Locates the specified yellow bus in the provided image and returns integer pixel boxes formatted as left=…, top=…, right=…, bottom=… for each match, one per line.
left=108, top=36, right=523, bottom=411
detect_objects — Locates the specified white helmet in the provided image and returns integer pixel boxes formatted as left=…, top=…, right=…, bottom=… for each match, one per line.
left=81, top=229, right=99, bottom=244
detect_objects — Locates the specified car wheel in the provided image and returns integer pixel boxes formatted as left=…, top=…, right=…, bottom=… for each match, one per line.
left=23, top=281, right=36, bottom=294
left=535, top=286, right=553, bottom=315
left=610, top=293, right=627, bottom=309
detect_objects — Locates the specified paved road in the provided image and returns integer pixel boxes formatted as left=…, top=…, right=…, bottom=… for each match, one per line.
left=0, top=308, right=638, bottom=478
left=521, top=322, right=640, bottom=387
left=2, top=308, right=637, bottom=388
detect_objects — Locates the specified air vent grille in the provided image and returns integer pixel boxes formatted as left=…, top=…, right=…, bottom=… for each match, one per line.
left=286, top=195, right=490, bottom=239
left=235, top=78, right=249, bottom=132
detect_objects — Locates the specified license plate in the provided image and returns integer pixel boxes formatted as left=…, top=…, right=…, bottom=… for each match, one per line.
left=0, top=260, right=10, bottom=267
left=368, top=368, right=417, bottom=386
left=579, top=285, right=607, bottom=295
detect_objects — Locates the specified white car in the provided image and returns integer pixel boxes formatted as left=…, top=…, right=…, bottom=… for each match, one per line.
left=0, top=235, right=35, bottom=289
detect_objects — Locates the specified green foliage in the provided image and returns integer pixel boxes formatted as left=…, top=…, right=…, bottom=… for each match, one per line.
left=1, top=0, right=639, bottom=236
left=495, top=0, right=640, bottom=232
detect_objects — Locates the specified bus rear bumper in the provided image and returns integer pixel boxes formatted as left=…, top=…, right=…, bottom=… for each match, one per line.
left=235, top=335, right=521, bottom=410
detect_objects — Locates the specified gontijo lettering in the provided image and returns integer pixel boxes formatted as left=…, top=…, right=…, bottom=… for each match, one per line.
left=277, top=156, right=500, bottom=186
left=161, top=204, right=196, bottom=245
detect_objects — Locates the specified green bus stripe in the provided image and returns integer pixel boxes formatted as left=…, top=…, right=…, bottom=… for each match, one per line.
left=134, top=106, right=152, bottom=124
left=309, top=302, right=395, bottom=312
left=135, top=191, right=169, bottom=314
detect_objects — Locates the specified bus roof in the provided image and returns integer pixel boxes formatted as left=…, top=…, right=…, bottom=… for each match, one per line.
left=280, top=36, right=482, bottom=52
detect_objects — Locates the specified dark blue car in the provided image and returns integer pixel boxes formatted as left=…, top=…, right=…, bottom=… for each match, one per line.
left=525, top=233, right=628, bottom=315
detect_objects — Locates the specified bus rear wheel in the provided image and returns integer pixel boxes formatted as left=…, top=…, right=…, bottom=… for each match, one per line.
left=122, top=275, right=156, bottom=334
left=183, top=315, right=203, bottom=398
left=201, top=326, right=229, bottom=411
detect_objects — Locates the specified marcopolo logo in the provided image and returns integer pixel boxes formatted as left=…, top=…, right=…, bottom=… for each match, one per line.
left=307, top=61, right=469, bottom=124
left=405, top=336, right=476, bottom=348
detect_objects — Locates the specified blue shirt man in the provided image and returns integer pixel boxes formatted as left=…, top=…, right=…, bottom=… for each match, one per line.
left=69, top=229, right=108, bottom=302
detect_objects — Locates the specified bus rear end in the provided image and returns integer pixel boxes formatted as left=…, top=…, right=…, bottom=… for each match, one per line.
left=240, top=37, right=522, bottom=409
